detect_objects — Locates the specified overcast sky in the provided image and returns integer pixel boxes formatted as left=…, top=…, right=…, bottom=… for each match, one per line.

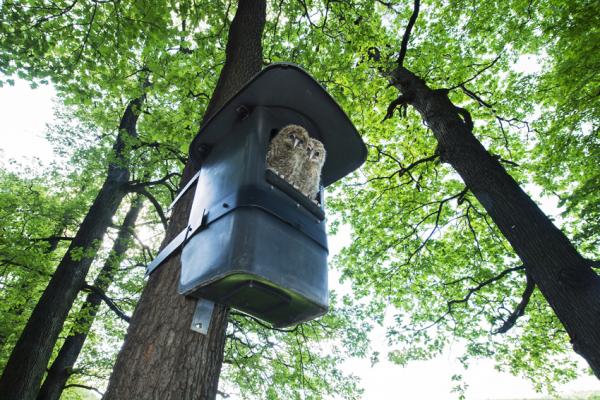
left=1, top=78, right=598, bottom=399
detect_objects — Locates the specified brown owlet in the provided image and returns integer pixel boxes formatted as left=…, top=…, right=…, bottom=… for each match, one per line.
left=298, top=137, right=326, bottom=200
left=266, top=124, right=310, bottom=185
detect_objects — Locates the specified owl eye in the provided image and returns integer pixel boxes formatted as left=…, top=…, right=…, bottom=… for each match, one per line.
left=298, top=139, right=305, bottom=146
left=288, top=133, right=295, bottom=139
left=314, top=151, right=320, bottom=157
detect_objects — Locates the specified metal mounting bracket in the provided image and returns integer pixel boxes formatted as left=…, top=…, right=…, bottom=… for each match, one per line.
left=190, top=299, right=215, bottom=335
left=145, top=209, right=207, bottom=276
left=145, top=163, right=209, bottom=277
left=167, top=169, right=201, bottom=212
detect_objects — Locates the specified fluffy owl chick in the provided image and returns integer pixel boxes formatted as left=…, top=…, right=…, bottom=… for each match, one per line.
left=266, top=125, right=310, bottom=184
left=298, top=137, right=326, bottom=200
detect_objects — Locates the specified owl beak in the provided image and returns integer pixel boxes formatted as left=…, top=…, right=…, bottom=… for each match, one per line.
left=293, top=137, right=300, bottom=148
left=308, top=149, right=315, bottom=159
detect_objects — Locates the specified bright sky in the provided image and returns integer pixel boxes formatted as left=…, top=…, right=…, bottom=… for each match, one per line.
left=1, top=79, right=598, bottom=399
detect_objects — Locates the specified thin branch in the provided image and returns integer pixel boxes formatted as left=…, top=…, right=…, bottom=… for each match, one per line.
left=375, top=0, right=401, bottom=14
left=33, top=0, right=78, bottom=27
left=230, top=311, right=299, bottom=333
left=133, top=141, right=188, bottom=165
left=460, top=84, right=494, bottom=108
left=397, top=0, right=420, bottom=67
left=63, top=383, right=104, bottom=397
left=449, top=54, right=502, bottom=90
left=128, top=172, right=180, bottom=191
left=493, top=154, right=520, bottom=167
left=416, top=265, right=526, bottom=333
left=464, top=203, right=484, bottom=260
left=444, top=265, right=526, bottom=315
left=461, top=85, right=537, bottom=136
left=383, top=94, right=410, bottom=121
left=134, top=188, right=168, bottom=231
left=81, top=284, right=131, bottom=323
left=31, top=236, right=74, bottom=242
left=74, top=4, right=98, bottom=64
left=359, top=145, right=439, bottom=188
left=495, top=272, right=535, bottom=334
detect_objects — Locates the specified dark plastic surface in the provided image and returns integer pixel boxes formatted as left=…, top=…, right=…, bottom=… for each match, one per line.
left=180, top=107, right=329, bottom=327
left=189, top=63, right=367, bottom=187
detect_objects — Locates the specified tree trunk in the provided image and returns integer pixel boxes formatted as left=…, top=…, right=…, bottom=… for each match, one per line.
left=37, top=196, right=143, bottom=400
left=391, top=66, right=600, bottom=377
left=103, top=1, right=266, bottom=399
left=0, top=94, right=145, bottom=400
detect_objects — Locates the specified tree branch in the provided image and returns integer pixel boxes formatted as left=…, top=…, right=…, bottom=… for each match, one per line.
left=33, top=0, right=78, bottom=27
left=383, top=94, right=410, bottom=121
left=449, top=54, right=502, bottom=90
left=495, top=272, right=535, bottom=334
left=446, top=265, right=525, bottom=310
left=363, top=145, right=438, bottom=188
left=416, top=265, right=526, bottom=333
left=397, top=0, right=420, bottom=67
left=128, top=172, right=180, bottom=191
left=132, top=141, right=188, bottom=165
left=63, top=383, right=104, bottom=397
left=81, top=284, right=131, bottom=323
left=460, top=84, right=495, bottom=109
left=31, top=236, right=74, bottom=243
left=134, top=188, right=168, bottom=231
left=74, top=4, right=97, bottom=65
left=375, top=0, right=401, bottom=14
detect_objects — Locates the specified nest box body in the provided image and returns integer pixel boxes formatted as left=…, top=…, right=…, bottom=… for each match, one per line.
left=178, top=63, right=366, bottom=327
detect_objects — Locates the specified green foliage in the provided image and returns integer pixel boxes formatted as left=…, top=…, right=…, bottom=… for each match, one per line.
left=0, top=165, right=91, bottom=368
left=1, top=0, right=598, bottom=398
left=221, top=294, right=370, bottom=399
left=531, top=0, right=600, bottom=257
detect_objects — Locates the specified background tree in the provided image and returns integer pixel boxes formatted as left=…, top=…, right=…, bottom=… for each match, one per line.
left=37, top=195, right=143, bottom=400
left=310, top=0, right=600, bottom=389
left=0, top=167, right=90, bottom=366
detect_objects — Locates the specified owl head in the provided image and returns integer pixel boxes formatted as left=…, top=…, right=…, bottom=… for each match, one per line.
left=274, top=124, right=310, bottom=150
left=307, top=138, right=326, bottom=168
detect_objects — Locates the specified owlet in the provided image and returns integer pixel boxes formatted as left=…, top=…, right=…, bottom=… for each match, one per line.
left=266, top=124, right=310, bottom=185
left=298, top=137, right=326, bottom=200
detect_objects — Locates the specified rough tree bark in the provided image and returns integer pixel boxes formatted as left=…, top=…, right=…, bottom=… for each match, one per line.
left=0, top=93, right=146, bottom=400
left=103, top=1, right=266, bottom=399
left=390, top=65, right=600, bottom=377
left=37, top=196, right=143, bottom=400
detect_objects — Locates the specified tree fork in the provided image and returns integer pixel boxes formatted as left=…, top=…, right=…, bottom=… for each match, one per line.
left=37, top=196, right=144, bottom=400
left=390, top=65, right=600, bottom=377
left=103, top=1, right=267, bottom=399
left=0, top=92, right=147, bottom=400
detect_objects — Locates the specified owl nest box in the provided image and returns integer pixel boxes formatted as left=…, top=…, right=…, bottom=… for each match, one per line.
left=148, top=63, right=366, bottom=328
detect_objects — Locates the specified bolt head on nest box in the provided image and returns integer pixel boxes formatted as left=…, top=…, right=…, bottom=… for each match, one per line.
left=180, top=63, right=367, bottom=327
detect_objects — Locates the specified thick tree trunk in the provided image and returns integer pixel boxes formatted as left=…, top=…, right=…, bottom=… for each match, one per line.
left=0, top=94, right=145, bottom=400
left=391, top=66, right=600, bottom=377
left=103, top=2, right=266, bottom=399
left=37, top=196, right=143, bottom=400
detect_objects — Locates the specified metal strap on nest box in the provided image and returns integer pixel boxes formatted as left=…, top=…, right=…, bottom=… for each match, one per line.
left=144, top=209, right=207, bottom=276
left=167, top=169, right=202, bottom=211
left=145, top=170, right=207, bottom=277
left=145, top=169, right=217, bottom=335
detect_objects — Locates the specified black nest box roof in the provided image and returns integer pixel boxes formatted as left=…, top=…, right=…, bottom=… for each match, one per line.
left=190, top=63, right=367, bottom=187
